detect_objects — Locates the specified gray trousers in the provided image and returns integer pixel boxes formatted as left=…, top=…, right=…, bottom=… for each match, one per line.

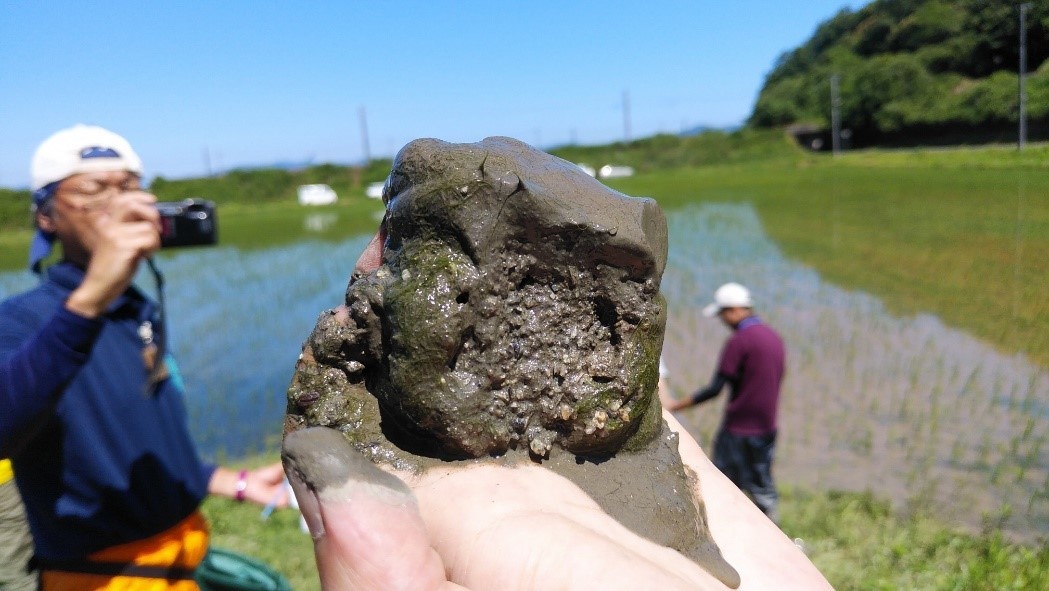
left=712, top=429, right=780, bottom=523
left=0, top=480, right=37, bottom=591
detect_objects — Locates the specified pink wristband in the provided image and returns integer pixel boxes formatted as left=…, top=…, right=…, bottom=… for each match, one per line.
left=235, top=470, right=248, bottom=502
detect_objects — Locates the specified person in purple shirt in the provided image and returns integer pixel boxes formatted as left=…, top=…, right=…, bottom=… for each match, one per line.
left=663, top=282, right=786, bottom=522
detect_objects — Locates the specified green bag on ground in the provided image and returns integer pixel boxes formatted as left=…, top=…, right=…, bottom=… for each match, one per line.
left=194, top=547, right=291, bottom=591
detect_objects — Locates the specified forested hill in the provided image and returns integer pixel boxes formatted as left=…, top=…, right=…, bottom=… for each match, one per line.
left=750, top=0, right=1049, bottom=147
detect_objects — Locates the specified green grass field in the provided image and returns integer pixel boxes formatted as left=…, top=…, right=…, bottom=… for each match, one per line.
left=0, top=198, right=386, bottom=272
left=607, top=149, right=1049, bottom=369
left=6, top=138, right=1043, bottom=367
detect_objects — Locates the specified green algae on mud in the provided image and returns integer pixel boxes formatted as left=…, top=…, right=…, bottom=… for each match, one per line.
left=289, top=137, right=670, bottom=459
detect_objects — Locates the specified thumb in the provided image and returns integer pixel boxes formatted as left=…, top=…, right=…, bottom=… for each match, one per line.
left=282, top=428, right=468, bottom=591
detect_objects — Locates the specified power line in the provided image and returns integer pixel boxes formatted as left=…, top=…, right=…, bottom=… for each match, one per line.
left=622, top=90, right=631, bottom=143
left=359, top=105, right=371, bottom=164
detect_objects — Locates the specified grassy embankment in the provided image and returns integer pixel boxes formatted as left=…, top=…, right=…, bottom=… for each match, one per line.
left=3, top=132, right=1045, bottom=369
left=566, top=132, right=1049, bottom=369
left=612, top=150, right=1049, bottom=370
left=0, top=160, right=391, bottom=270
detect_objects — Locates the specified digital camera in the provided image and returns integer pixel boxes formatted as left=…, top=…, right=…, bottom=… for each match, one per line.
left=156, top=199, right=218, bottom=248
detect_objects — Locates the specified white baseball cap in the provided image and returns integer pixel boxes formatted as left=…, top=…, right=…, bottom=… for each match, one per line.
left=30, top=124, right=142, bottom=191
left=28, top=125, right=143, bottom=272
left=702, top=282, right=753, bottom=317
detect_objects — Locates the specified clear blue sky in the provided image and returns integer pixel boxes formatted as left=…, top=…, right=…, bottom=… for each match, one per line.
left=0, top=1, right=863, bottom=186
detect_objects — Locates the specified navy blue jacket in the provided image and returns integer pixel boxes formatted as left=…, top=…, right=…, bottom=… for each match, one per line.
left=0, top=262, right=215, bottom=560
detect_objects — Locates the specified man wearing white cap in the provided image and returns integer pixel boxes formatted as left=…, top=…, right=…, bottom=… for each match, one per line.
left=0, top=125, right=287, bottom=589
left=664, top=282, right=785, bottom=522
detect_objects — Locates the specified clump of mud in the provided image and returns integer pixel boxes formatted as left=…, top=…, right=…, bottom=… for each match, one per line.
left=285, top=137, right=739, bottom=588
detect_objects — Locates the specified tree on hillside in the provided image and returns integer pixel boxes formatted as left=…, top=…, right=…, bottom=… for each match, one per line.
left=750, top=0, right=1049, bottom=146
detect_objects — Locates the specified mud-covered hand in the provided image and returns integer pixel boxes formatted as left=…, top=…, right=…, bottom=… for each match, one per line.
left=282, top=418, right=832, bottom=591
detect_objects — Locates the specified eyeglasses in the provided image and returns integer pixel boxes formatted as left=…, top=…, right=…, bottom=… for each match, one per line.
left=56, top=175, right=142, bottom=210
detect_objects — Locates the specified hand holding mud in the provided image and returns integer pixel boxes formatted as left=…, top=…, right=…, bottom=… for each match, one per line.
left=285, top=424, right=736, bottom=591
left=283, top=137, right=832, bottom=590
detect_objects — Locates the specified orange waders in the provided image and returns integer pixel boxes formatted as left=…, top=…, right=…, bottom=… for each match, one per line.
left=38, top=512, right=208, bottom=591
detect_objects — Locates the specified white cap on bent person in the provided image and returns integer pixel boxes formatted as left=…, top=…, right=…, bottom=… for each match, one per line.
left=28, top=124, right=143, bottom=272
left=702, top=282, right=753, bottom=317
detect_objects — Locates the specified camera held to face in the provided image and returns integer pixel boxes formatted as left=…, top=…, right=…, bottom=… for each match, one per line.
left=156, top=199, right=218, bottom=248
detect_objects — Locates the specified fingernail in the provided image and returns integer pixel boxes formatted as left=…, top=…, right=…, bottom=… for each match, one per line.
left=286, top=473, right=325, bottom=539
left=282, top=428, right=415, bottom=538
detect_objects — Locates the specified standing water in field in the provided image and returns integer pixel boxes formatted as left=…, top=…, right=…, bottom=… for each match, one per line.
left=0, top=202, right=1044, bottom=539
left=0, top=237, right=372, bottom=458
left=659, top=202, right=1048, bottom=541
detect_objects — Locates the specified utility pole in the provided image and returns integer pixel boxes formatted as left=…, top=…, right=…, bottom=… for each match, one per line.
left=622, top=90, right=631, bottom=143
left=359, top=105, right=371, bottom=164
left=830, top=74, right=842, bottom=156
left=202, top=146, right=212, bottom=177
left=1019, top=3, right=1032, bottom=150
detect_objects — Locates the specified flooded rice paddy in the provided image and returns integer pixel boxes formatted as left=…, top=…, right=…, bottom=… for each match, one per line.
left=0, top=235, right=371, bottom=461
left=661, top=203, right=1048, bottom=541
left=1, top=203, right=1045, bottom=539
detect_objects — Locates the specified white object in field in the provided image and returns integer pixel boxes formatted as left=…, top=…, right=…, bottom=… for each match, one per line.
left=260, top=477, right=310, bottom=533
left=598, top=164, right=634, bottom=179
left=297, top=184, right=338, bottom=205
left=365, top=181, right=386, bottom=199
